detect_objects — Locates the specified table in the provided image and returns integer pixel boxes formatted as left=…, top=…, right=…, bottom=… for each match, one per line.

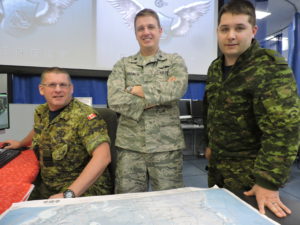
left=0, top=147, right=39, bottom=214
left=235, top=191, right=300, bottom=225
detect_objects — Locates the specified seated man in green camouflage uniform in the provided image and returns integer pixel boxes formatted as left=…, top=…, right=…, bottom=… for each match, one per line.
left=3, top=67, right=113, bottom=199
left=107, top=9, right=188, bottom=193
left=204, top=0, right=300, bottom=218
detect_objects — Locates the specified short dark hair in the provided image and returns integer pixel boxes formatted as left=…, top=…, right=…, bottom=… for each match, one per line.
left=218, top=0, right=256, bottom=26
left=41, top=67, right=71, bottom=83
left=134, top=8, right=161, bottom=29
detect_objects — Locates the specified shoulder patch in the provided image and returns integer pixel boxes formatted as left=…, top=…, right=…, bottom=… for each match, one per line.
left=87, top=113, right=97, bottom=120
left=265, top=49, right=287, bottom=65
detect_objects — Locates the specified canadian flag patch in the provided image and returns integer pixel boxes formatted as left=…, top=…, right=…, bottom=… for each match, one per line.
left=87, top=113, right=97, bottom=120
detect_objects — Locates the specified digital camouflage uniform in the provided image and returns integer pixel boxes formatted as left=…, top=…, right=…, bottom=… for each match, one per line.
left=204, top=40, right=300, bottom=192
left=107, top=50, right=188, bottom=193
left=30, top=98, right=113, bottom=199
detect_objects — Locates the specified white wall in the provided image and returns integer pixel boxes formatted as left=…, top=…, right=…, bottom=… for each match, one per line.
left=0, top=104, right=36, bottom=141
left=0, top=74, right=7, bottom=93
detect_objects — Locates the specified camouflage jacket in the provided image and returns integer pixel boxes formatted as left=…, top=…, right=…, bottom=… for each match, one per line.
left=204, top=40, right=300, bottom=189
left=32, top=98, right=112, bottom=193
left=107, top=50, right=188, bottom=153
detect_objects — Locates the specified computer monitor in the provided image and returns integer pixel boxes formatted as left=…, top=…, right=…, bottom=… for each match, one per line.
left=0, top=93, right=9, bottom=130
left=179, top=99, right=192, bottom=120
left=191, top=100, right=203, bottom=118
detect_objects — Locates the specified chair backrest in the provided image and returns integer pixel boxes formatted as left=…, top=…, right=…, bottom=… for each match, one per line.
left=93, top=107, right=118, bottom=188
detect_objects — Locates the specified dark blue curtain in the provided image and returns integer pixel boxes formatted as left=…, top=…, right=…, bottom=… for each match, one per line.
left=72, top=77, right=108, bottom=104
left=288, top=13, right=300, bottom=95
left=12, top=75, right=44, bottom=103
left=12, top=74, right=205, bottom=104
left=182, top=81, right=206, bottom=100
left=12, top=75, right=108, bottom=104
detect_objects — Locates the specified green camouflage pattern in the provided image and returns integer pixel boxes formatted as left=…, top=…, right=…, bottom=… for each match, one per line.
left=31, top=98, right=113, bottom=199
left=107, top=50, right=188, bottom=153
left=207, top=157, right=255, bottom=192
left=204, top=40, right=300, bottom=190
left=115, top=148, right=184, bottom=193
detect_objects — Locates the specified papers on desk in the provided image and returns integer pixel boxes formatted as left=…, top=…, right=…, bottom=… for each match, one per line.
left=0, top=187, right=279, bottom=225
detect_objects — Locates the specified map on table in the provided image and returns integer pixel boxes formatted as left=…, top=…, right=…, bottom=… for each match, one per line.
left=0, top=187, right=278, bottom=225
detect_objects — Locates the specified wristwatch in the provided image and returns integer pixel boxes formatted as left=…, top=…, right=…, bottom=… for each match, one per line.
left=63, top=189, right=76, bottom=198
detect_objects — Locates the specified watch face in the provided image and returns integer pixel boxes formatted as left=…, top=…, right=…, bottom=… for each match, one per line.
left=64, top=190, right=75, bottom=198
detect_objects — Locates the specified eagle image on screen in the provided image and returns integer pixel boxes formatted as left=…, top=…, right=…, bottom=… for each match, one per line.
left=0, top=0, right=217, bottom=75
left=0, top=0, right=77, bottom=37
left=107, top=0, right=211, bottom=39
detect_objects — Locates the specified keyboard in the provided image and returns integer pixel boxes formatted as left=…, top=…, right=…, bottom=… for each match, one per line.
left=0, top=149, right=21, bottom=168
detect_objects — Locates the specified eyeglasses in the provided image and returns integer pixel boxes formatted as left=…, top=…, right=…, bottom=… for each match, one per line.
left=41, top=83, right=71, bottom=89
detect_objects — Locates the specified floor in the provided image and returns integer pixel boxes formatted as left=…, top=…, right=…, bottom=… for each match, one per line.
left=182, top=155, right=300, bottom=201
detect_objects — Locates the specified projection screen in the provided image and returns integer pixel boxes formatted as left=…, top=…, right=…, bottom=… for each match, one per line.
left=0, top=0, right=217, bottom=75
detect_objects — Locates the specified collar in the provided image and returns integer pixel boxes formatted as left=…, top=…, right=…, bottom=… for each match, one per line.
left=218, top=39, right=260, bottom=67
left=37, top=98, right=75, bottom=123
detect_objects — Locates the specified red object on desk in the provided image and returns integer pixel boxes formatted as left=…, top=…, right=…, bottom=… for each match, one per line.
left=0, top=149, right=39, bottom=214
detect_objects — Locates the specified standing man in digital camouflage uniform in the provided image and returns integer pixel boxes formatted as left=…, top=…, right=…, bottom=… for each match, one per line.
left=204, top=0, right=300, bottom=218
left=107, top=8, right=188, bottom=193
left=3, top=67, right=113, bottom=199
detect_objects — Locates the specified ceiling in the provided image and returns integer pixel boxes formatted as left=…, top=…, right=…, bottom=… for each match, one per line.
left=259, top=0, right=300, bottom=36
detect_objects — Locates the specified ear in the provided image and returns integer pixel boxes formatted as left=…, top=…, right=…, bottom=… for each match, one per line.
left=39, top=84, right=45, bottom=96
left=70, top=84, right=74, bottom=95
left=159, top=27, right=163, bottom=35
left=252, top=25, right=258, bottom=38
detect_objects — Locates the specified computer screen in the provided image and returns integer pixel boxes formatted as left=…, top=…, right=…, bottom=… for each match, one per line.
left=179, top=99, right=192, bottom=119
left=0, top=93, right=9, bottom=130
left=191, top=100, right=203, bottom=118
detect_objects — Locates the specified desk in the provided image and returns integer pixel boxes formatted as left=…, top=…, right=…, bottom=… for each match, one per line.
left=0, top=148, right=39, bottom=214
left=235, top=191, right=300, bottom=225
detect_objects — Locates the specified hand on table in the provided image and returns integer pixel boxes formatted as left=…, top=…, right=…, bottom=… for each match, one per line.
left=244, top=184, right=291, bottom=218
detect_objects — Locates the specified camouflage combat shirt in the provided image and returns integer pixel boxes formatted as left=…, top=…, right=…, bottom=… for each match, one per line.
left=204, top=40, right=300, bottom=189
left=32, top=98, right=112, bottom=195
left=107, top=50, right=188, bottom=153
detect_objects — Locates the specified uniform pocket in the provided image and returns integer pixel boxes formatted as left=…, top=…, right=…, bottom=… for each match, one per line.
left=52, top=144, right=68, bottom=161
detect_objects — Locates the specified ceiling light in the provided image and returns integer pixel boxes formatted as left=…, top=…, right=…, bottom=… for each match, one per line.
left=256, top=10, right=271, bottom=19
left=265, top=35, right=275, bottom=40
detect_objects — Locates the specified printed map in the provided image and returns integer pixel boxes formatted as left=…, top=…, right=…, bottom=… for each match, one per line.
left=0, top=187, right=278, bottom=225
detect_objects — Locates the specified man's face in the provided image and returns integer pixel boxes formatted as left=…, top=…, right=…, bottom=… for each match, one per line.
left=39, top=72, right=73, bottom=111
left=217, top=13, right=258, bottom=65
left=135, top=15, right=162, bottom=55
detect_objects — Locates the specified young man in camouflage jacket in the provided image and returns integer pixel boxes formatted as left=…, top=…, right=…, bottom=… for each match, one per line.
left=204, top=0, right=300, bottom=218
